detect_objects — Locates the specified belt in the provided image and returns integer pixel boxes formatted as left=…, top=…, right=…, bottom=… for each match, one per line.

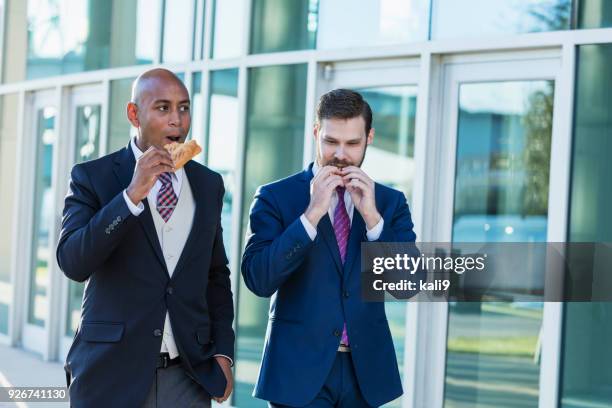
left=338, top=344, right=351, bottom=352
left=157, top=353, right=182, bottom=369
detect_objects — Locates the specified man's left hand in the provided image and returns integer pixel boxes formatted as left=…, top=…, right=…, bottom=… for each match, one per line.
left=341, top=166, right=381, bottom=229
left=213, top=356, right=233, bottom=404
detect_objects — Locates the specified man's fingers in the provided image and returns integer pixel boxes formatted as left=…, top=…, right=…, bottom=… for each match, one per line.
left=150, top=164, right=175, bottom=175
left=323, top=175, right=343, bottom=190
left=347, top=178, right=369, bottom=194
left=312, top=165, right=340, bottom=186
left=141, top=147, right=173, bottom=163
left=342, top=171, right=372, bottom=187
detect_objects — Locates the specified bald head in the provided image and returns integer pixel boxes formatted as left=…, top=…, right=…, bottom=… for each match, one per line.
left=127, top=68, right=192, bottom=152
left=131, top=68, right=188, bottom=106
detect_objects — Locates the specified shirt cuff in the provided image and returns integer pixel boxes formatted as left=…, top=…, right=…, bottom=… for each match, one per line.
left=123, top=189, right=144, bottom=216
left=214, top=354, right=234, bottom=367
left=366, top=218, right=384, bottom=241
left=300, top=214, right=317, bottom=241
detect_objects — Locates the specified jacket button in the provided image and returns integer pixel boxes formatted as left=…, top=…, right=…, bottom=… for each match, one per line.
left=333, top=329, right=341, bottom=337
left=153, top=329, right=163, bottom=337
left=166, top=287, right=173, bottom=295
left=344, top=291, right=349, bottom=298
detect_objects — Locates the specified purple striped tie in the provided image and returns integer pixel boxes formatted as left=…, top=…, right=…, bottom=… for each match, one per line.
left=156, top=172, right=178, bottom=222
left=333, top=186, right=350, bottom=346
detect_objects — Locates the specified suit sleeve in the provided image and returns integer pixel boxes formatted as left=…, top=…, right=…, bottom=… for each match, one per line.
left=207, top=175, right=235, bottom=361
left=241, top=185, right=315, bottom=298
left=56, top=164, right=137, bottom=282
left=374, top=192, right=417, bottom=243
left=374, top=192, right=424, bottom=299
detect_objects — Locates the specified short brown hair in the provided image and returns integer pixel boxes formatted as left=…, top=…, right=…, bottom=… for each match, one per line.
left=316, top=89, right=372, bottom=135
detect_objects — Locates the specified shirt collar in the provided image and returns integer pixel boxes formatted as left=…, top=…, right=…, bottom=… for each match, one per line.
left=130, top=137, right=183, bottom=183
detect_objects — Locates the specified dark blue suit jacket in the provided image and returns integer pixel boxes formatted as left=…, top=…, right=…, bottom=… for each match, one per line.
left=241, top=163, right=417, bottom=407
left=56, top=143, right=234, bottom=408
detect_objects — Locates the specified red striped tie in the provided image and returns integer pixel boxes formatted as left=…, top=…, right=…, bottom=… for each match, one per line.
left=156, top=172, right=178, bottom=222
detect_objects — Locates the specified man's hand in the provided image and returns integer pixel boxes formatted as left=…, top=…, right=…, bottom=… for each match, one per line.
left=213, top=356, right=233, bottom=404
left=341, top=166, right=381, bottom=229
left=125, top=146, right=175, bottom=205
left=304, top=166, right=343, bottom=227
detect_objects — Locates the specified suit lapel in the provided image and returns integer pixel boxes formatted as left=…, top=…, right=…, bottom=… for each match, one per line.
left=171, top=161, right=211, bottom=281
left=319, top=215, right=344, bottom=276
left=343, top=210, right=366, bottom=283
left=113, top=142, right=168, bottom=276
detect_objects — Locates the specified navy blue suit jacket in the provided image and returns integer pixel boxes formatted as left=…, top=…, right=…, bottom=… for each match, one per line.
left=56, top=143, right=234, bottom=408
left=241, top=163, right=417, bottom=407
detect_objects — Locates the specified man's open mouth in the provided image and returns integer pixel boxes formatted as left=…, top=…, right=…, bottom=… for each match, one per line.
left=166, top=136, right=181, bottom=142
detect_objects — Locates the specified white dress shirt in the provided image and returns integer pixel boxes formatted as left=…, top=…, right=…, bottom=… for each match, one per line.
left=300, top=162, right=384, bottom=241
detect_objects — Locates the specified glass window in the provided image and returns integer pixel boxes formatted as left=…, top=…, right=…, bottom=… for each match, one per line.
left=250, top=0, right=317, bottom=54
left=161, top=0, right=195, bottom=63
left=211, top=0, right=245, bottom=59
left=190, top=72, right=204, bottom=156
left=108, top=77, right=136, bottom=153
left=357, top=85, right=418, bottom=408
left=0, top=94, right=19, bottom=335
left=432, top=0, right=571, bottom=39
left=318, top=0, right=429, bottom=49
left=445, top=80, right=554, bottom=407
left=22, top=0, right=160, bottom=81
left=559, top=44, right=612, bottom=408
left=577, top=0, right=612, bottom=29
left=234, top=64, right=307, bottom=408
left=29, top=105, right=56, bottom=327
left=205, top=69, right=239, bottom=256
left=65, top=104, right=101, bottom=337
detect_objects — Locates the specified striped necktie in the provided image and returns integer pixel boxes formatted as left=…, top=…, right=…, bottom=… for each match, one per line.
left=156, top=172, right=178, bottom=222
left=333, top=186, right=351, bottom=346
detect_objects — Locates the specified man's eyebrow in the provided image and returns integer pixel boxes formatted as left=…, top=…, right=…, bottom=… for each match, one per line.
left=152, top=99, right=190, bottom=104
left=322, top=134, right=362, bottom=142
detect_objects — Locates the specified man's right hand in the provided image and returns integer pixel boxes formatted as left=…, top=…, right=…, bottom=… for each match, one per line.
left=126, top=146, right=175, bottom=205
left=304, top=165, right=343, bottom=227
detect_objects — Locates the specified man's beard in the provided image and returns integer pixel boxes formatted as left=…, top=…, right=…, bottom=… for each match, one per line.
left=316, top=144, right=368, bottom=168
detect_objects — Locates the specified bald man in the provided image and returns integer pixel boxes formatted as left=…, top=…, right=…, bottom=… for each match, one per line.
left=57, top=68, right=234, bottom=407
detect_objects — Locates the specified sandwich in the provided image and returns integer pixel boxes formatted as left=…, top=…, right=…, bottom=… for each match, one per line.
left=164, top=139, right=202, bottom=170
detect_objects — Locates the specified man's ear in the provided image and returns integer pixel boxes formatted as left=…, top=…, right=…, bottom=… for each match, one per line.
left=366, top=127, right=375, bottom=145
left=313, top=122, right=320, bottom=139
left=126, top=102, right=140, bottom=128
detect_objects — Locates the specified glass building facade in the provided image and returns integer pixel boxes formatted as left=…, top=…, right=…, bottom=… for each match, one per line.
left=0, top=0, right=611, bottom=407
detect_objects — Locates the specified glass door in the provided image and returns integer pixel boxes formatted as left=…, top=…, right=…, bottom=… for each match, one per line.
left=431, top=50, right=566, bottom=408
left=317, top=58, right=421, bottom=408
left=22, top=90, right=57, bottom=356
left=59, top=84, right=104, bottom=361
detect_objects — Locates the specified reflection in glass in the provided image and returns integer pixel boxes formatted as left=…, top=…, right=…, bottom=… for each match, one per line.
left=357, top=86, right=417, bottom=408
left=26, top=0, right=161, bottom=79
left=206, top=69, right=239, bottom=261
left=318, top=0, right=429, bottom=49
left=577, top=0, right=612, bottom=29
left=108, top=78, right=136, bottom=153
left=65, top=104, right=101, bottom=337
left=234, top=64, right=306, bottom=408
left=445, top=81, right=554, bottom=407
left=211, top=0, right=245, bottom=59
left=162, top=0, right=195, bottom=63
left=0, top=94, right=19, bottom=335
left=29, top=106, right=56, bottom=327
left=560, top=44, right=612, bottom=408
left=250, top=0, right=317, bottom=54
left=432, top=0, right=571, bottom=39
left=191, top=72, right=204, bottom=158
